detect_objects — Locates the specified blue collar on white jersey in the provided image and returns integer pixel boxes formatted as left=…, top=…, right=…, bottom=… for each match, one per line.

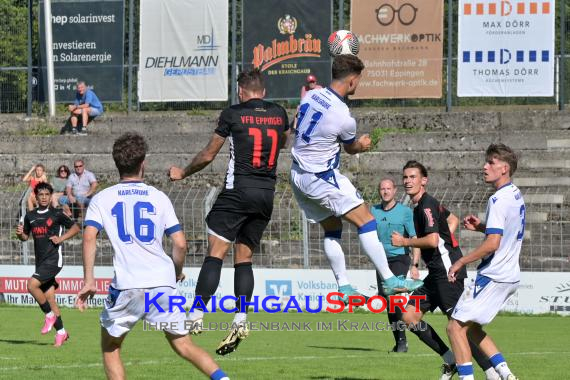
left=326, top=87, right=346, bottom=103
left=120, top=180, right=143, bottom=184
left=496, top=182, right=512, bottom=191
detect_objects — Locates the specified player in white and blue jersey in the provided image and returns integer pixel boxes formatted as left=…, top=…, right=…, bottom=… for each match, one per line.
left=447, top=144, right=523, bottom=380
left=76, top=133, right=229, bottom=380
left=290, top=54, right=423, bottom=299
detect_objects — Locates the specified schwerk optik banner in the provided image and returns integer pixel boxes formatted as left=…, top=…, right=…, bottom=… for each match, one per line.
left=350, top=0, right=443, bottom=99
left=242, top=0, right=332, bottom=99
left=39, top=0, right=124, bottom=102
left=458, top=0, right=555, bottom=96
left=138, top=0, right=228, bottom=102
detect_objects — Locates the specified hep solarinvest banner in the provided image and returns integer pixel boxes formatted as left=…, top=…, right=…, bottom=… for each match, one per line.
left=1, top=266, right=568, bottom=315
left=350, top=0, right=443, bottom=99
left=39, top=0, right=124, bottom=102
left=458, top=0, right=555, bottom=96
left=138, top=0, right=228, bottom=102
left=242, top=0, right=332, bottom=99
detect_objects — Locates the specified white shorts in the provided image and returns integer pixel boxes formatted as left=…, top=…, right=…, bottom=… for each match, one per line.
left=452, top=275, right=518, bottom=325
left=290, top=163, right=363, bottom=223
left=100, top=286, right=188, bottom=337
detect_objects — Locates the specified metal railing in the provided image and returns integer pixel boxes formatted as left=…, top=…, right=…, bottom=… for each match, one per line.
left=1, top=183, right=568, bottom=272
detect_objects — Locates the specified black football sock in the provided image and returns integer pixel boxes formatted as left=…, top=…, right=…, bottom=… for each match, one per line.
left=234, top=262, right=254, bottom=314
left=471, top=340, right=493, bottom=371
left=39, top=301, right=52, bottom=314
left=388, top=307, right=406, bottom=343
left=54, top=316, right=64, bottom=331
left=410, top=320, right=449, bottom=355
left=194, top=256, right=223, bottom=311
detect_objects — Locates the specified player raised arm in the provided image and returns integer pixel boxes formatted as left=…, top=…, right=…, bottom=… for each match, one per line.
left=169, top=133, right=226, bottom=181
left=75, top=225, right=99, bottom=311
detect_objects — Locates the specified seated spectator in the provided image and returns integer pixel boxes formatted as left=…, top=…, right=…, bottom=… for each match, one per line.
left=59, top=159, right=98, bottom=218
left=300, top=74, right=323, bottom=100
left=67, top=81, right=103, bottom=136
left=22, top=164, right=48, bottom=211
left=51, top=165, right=71, bottom=210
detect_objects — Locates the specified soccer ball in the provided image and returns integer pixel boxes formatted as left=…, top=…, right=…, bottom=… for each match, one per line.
left=327, top=30, right=360, bottom=56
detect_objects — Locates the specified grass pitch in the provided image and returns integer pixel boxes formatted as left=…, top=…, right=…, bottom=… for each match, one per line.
left=0, top=306, right=566, bottom=379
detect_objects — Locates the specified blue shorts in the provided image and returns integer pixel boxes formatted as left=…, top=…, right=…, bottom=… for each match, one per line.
left=59, top=194, right=91, bottom=207
left=89, top=108, right=102, bottom=117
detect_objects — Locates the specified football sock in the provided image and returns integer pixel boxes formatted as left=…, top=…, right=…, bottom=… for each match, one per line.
left=56, top=328, right=67, bottom=335
left=194, top=256, right=223, bottom=311
left=234, top=262, right=254, bottom=314
left=357, top=220, right=394, bottom=279
left=457, top=362, right=474, bottom=380
left=484, top=367, right=501, bottom=380
left=39, top=301, right=52, bottom=314
left=471, top=340, right=495, bottom=373
left=409, top=321, right=451, bottom=357
left=210, top=368, right=229, bottom=380
left=323, top=230, right=349, bottom=286
left=54, top=316, right=64, bottom=330
left=442, top=349, right=456, bottom=365
left=387, top=305, right=406, bottom=343
left=233, top=313, right=247, bottom=325
left=489, top=353, right=513, bottom=379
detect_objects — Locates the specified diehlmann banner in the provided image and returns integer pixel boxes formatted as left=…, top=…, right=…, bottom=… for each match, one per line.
left=138, top=0, right=228, bottom=102
left=39, top=0, right=124, bottom=102
left=458, top=0, right=555, bottom=97
left=350, top=0, right=443, bottom=99
left=242, top=0, right=332, bottom=99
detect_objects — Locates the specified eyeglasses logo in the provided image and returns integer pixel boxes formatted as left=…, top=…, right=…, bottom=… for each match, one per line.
left=376, top=3, right=418, bottom=26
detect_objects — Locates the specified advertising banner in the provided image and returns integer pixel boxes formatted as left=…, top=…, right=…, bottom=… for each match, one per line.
left=242, top=0, right=332, bottom=99
left=458, top=0, right=555, bottom=96
left=350, top=0, right=443, bottom=99
left=1, top=266, right=568, bottom=315
left=39, top=0, right=124, bottom=102
left=138, top=0, right=228, bottom=102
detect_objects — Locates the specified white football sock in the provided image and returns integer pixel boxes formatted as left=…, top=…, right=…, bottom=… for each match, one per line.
left=323, top=236, right=350, bottom=286
left=358, top=230, right=394, bottom=279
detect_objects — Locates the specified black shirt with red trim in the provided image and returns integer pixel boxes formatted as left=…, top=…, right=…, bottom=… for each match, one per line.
left=414, top=192, right=467, bottom=280
left=215, top=98, right=289, bottom=190
left=23, top=207, right=75, bottom=267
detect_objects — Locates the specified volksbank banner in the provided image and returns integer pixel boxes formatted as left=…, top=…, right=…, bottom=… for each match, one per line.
left=138, top=0, right=228, bottom=102
left=39, top=0, right=124, bottom=102
left=458, top=0, right=555, bottom=97
left=1, top=266, right=568, bottom=315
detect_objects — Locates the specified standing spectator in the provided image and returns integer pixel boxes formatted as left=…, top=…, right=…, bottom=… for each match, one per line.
left=51, top=165, right=71, bottom=209
left=59, top=159, right=98, bottom=219
left=67, top=81, right=103, bottom=135
left=371, top=177, right=419, bottom=353
left=300, top=74, right=323, bottom=100
left=23, top=164, right=48, bottom=211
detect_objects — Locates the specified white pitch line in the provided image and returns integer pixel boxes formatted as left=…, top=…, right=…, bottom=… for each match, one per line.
left=1, top=351, right=568, bottom=371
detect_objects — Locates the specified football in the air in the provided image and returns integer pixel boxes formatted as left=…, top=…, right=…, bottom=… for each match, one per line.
left=327, top=30, right=360, bottom=56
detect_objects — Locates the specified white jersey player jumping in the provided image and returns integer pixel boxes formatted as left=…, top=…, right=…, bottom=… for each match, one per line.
left=290, top=54, right=423, bottom=299
left=447, top=143, right=524, bottom=380
left=76, top=133, right=229, bottom=380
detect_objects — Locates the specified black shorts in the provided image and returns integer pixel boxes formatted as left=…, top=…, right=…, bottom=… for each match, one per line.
left=407, top=275, right=464, bottom=315
left=32, top=264, right=61, bottom=292
left=206, top=187, right=274, bottom=250
left=376, top=255, right=411, bottom=297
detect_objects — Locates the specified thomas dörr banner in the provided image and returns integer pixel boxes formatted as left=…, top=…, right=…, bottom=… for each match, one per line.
left=458, top=0, right=554, bottom=97
left=138, top=0, right=228, bottom=102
